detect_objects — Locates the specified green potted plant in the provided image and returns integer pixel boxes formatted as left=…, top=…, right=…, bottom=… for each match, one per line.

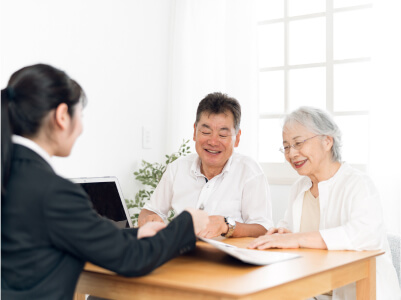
left=126, top=140, right=191, bottom=227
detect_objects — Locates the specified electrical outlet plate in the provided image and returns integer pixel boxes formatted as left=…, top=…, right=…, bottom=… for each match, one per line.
left=142, top=126, right=152, bottom=149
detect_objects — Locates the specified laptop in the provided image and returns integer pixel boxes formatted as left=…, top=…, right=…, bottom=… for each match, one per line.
left=70, top=176, right=133, bottom=228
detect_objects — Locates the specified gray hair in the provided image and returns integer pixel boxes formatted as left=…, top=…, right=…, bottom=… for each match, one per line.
left=283, top=106, right=342, bottom=162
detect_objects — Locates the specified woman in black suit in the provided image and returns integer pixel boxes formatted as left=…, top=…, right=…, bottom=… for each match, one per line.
left=1, top=64, right=208, bottom=300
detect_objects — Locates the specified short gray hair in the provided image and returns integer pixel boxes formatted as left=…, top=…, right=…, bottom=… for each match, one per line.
left=283, top=106, right=342, bottom=162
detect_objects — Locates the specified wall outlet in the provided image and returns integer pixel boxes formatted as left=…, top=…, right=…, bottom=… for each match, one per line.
left=142, top=126, right=152, bottom=149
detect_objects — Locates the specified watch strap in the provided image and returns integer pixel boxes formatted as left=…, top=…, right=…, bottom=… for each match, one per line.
left=221, top=216, right=235, bottom=238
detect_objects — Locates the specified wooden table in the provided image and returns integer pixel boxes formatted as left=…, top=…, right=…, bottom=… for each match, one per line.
left=74, top=237, right=382, bottom=300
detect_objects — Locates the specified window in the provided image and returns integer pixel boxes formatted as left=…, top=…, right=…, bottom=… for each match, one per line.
left=256, top=0, right=372, bottom=184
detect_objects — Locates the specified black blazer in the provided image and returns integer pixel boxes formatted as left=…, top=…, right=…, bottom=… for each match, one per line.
left=1, top=145, right=196, bottom=300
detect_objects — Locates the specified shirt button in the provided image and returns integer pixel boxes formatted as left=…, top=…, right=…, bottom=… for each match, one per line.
left=199, top=205, right=204, bottom=210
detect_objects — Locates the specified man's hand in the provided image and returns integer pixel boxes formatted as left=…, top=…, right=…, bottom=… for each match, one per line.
left=137, top=222, right=167, bottom=239
left=138, top=209, right=164, bottom=227
left=197, top=215, right=228, bottom=238
left=185, top=208, right=209, bottom=235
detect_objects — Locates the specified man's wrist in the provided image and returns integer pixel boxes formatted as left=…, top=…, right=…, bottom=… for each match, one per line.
left=221, top=216, right=236, bottom=238
left=222, top=219, right=229, bottom=235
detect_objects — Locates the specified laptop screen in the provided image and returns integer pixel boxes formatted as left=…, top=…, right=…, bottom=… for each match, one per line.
left=71, top=177, right=132, bottom=229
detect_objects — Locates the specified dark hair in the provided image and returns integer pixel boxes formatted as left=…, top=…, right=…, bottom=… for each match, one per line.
left=1, top=63, right=86, bottom=197
left=195, top=92, right=241, bottom=133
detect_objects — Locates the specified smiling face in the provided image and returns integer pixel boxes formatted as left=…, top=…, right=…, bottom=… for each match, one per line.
left=193, top=111, right=241, bottom=175
left=282, top=123, right=334, bottom=180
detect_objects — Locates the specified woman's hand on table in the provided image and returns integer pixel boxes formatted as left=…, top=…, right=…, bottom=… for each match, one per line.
left=248, top=233, right=301, bottom=249
left=265, top=227, right=292, bottom=235
left=248, top=231, right=328, bottom=250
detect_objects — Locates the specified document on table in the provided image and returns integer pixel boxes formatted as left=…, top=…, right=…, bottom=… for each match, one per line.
left=198, top=237, right=300, bottom=266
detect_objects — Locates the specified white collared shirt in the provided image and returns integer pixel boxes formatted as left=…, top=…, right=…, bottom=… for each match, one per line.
left=12, top=135, right=53, bottom=168
left=278, top=163, right=401, bottom=300
left=144, top=152, right=273, bottom=230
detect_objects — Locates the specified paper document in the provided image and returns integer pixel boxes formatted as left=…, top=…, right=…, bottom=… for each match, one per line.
left=198, top=237, right=300, bottom=266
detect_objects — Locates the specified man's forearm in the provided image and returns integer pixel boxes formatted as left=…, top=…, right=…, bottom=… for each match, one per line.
left=232, top=223, right=267, bottom=238
left=138, top=208, right=163, bottom=227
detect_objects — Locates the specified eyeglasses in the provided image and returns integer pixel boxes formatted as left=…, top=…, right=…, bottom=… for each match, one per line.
left=279, top=135, right=321, bottom=154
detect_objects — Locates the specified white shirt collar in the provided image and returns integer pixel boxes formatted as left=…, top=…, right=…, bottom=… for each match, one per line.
left=190, top=153, right=234, bottom=180
left=12, top=135, right=53, bottom=168
left=190, top=156, right=204, bottom=179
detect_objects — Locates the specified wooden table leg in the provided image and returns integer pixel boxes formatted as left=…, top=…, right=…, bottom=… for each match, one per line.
left=356, top=257, right=376, bottom=300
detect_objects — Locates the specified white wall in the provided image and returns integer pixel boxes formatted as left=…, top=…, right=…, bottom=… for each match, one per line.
left=1, top=0, right=174, bottom=200
left=270, top=184, right=291, bottom=225
left=1, top=1, right=290, bottom=225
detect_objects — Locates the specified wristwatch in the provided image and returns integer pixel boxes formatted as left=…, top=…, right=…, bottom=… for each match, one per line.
left=221, top=216, right=236, bottom=238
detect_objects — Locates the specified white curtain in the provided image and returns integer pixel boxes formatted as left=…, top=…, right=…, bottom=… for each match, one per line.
left=166, top=0, right=259, bottom=158
left=370, top=0, right=401, bottom=234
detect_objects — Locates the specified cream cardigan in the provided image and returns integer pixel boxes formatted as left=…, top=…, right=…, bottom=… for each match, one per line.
left=277, top=163, right=401, bottom=300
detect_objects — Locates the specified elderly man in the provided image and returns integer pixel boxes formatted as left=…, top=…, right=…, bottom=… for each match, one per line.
left=138, top=92, right=273, bottom=238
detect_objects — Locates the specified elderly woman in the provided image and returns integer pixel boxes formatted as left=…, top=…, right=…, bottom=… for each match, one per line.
left=248, top=107, right=400, bottom=299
